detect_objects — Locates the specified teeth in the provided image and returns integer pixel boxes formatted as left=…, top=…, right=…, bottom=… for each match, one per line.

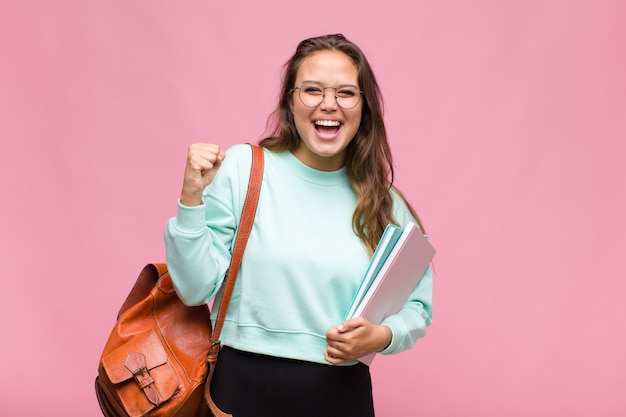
left=315, top=120, right=340, bottom=127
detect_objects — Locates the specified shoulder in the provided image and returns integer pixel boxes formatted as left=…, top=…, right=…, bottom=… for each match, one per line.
left=224, top=143, right=255, bottom=164
left=216, top=143, right=259, bottom=178
left=389, top=186, right=418, bottom=226
left=204, top=144, right=258, bottom=194
left=203, top=144, right=261, bottom=207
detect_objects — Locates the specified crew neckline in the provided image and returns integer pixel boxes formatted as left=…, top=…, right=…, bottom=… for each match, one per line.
left=270, top=150, right=348, bottom=186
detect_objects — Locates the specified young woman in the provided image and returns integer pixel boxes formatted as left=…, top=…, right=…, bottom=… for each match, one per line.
left=165, top=34, right=433, bottom=416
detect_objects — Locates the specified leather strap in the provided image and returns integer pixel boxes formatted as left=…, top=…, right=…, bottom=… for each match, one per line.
left=125, top=352, right=162, bottom=406
left=205, top=144, right=264, bottom=417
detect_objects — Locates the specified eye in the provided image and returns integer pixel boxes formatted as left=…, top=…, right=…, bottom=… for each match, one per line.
left=302, top=85, right=323, bottom=95
left=337, top=88, right=357, bottom=97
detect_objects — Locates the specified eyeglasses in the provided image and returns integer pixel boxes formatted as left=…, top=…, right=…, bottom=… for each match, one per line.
left=291, top=81, right=363, bottom=110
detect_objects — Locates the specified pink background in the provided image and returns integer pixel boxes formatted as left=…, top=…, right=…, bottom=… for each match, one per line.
left=1, top=1, right=625, bottom=416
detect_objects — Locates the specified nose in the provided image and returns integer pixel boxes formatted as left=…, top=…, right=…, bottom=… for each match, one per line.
left=320, top=87, right=338, bottom=111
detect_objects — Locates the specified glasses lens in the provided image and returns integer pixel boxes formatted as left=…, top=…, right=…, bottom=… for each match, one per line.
left=298, top=83, right=324, bottom=107
left=335, top=86, right=361, bottom=109
left=297, top=83, right=361, bottom=109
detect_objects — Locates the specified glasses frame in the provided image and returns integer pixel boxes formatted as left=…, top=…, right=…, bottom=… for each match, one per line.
left=290, top=82, right=364, bottom=110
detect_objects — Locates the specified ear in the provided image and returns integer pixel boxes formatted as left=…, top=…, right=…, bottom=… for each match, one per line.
left=288, top=95, right=294, bottom=113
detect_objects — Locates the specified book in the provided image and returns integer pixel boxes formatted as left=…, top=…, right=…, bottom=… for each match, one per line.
left=345, top=224, right=404, bottom=319
left=347, top=221, right=436, bottom=365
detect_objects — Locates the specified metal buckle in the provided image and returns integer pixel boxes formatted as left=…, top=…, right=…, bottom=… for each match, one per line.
left=131, top=365, right=149, bottom=382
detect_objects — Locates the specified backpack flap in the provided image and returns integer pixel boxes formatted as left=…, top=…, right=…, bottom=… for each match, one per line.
left=102, top=329, right=180, bottom=417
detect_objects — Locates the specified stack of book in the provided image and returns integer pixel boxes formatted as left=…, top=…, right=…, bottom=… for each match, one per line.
left=346, top=221, right=436, bottom=364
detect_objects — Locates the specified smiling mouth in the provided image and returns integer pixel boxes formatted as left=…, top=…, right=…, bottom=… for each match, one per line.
left=314, top=120, right=341, bottom=134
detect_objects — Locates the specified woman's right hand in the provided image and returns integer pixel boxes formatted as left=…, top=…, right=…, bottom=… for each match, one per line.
left=179, top=143, right=226, bottom=207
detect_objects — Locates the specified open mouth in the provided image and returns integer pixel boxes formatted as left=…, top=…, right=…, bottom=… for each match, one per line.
left=314, top=120, right=341, bottom=135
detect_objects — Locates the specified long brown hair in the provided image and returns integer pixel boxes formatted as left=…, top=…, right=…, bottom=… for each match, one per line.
left=260, top=34, right=423, bottom=255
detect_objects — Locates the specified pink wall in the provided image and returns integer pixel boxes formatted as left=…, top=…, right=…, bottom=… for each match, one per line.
left=1, top=1, right=625, bottom=416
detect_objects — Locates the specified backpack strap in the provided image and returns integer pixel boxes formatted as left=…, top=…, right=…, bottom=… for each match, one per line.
left=205, top=143, right=264, bottom=417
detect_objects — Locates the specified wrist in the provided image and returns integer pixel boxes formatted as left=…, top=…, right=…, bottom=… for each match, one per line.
left=180, top=191, right=203, bottom=207
left=378, top=325, right=393, bottom=352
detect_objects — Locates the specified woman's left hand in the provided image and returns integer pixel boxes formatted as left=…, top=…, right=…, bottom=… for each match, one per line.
left=324, top=318, right=392, bottom=365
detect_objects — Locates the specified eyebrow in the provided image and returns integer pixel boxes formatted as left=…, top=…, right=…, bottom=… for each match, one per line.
left=300, top=80, right=360, bottom=89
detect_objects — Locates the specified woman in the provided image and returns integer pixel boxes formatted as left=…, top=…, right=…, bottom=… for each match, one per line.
left=165, top=34, right=433, bottom=416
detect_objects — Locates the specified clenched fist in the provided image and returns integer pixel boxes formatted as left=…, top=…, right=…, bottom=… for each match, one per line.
left=179, top=143, right=226, bottom=207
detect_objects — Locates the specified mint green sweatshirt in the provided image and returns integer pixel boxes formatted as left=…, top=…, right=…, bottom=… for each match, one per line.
left=164, top=144, right=432, bottom=365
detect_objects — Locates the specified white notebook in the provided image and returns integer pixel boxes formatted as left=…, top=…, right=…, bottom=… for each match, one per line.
left=345, top=224, right=404, bottom=319
left=348, top=221, right=436, bottom=365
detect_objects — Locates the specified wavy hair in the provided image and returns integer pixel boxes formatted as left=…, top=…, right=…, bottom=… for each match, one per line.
left=260, top=34, right=423, bottom=255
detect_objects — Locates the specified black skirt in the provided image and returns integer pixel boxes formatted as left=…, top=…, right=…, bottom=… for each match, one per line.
left=210, top=346, right=375, bottom=417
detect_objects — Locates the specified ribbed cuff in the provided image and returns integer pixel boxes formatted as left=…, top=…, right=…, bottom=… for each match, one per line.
left=379, top=315, right=406, bottom=354
left=171, top=199, right=207, bottom=233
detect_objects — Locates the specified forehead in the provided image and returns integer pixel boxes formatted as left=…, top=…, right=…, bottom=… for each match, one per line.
left=295, top=50, right=359, bottom=85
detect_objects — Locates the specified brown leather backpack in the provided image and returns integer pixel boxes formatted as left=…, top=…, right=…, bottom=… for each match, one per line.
left=95, top=144, right=264, bottom=417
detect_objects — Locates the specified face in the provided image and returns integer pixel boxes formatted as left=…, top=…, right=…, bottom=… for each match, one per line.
left=289, top=50, right=362, bottom=171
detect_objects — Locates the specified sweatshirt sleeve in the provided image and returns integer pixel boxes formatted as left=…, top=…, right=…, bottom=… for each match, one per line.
left=379, top=189, right=434, bottom=355
left=380, top=266, right=433, bottom=354
left=164, top=144, right=252, bottom=306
